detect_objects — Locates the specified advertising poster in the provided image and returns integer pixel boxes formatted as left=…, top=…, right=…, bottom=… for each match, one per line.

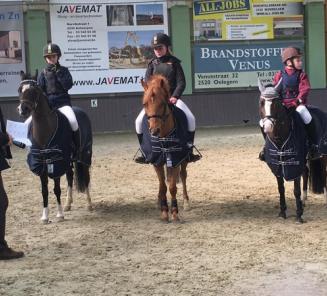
left=193, top=0, right=304, bottom=41
left=0, top=0, right=25, bottom=97
left=49, top=0, right=168, bottom=94
left=193, top=40, right=304, bottom=89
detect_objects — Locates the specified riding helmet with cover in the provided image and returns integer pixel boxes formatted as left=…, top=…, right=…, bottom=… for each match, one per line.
left=281, top=47, right=302, bottom=64
left=43, top=43, right=61, bottom=58
left=151, top=33, right=171, bottom=48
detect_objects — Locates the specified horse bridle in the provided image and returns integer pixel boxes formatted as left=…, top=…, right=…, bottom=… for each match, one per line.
left=261, top=95, right=280, bottom=128
left=147, top=100, right=170, bottom=123
left=19, top=80, right=41, bottom=111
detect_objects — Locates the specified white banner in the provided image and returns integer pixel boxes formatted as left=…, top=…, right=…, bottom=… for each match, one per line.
left=0, top=1, right=26, bottom=97
left=49, top=0, right=168, bottom=94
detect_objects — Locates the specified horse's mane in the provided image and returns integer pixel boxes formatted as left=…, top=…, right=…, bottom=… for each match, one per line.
left=143, top=74, right=170, bottom=104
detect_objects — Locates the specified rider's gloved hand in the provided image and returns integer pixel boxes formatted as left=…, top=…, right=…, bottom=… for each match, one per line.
left=46, top=63, right=59, bottom=72
left=169, top=97, right=178, bottom=104
left=46, top=63, right=56, bottom=72
left=284, top=99, right=299, bottom=108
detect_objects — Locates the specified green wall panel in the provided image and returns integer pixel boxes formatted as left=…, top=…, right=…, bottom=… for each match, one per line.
left=25, top=10, right=48, bottom=75
left=170, top=6, right=192, bottom=95
left=305, top=3, right=326, bottom=88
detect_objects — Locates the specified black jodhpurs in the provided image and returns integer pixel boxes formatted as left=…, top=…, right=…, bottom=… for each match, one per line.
left=0, top=174, right=8, bottom=249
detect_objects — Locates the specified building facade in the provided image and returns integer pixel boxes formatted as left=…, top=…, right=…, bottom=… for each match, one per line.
left=0, top=0, right=326, bottom=132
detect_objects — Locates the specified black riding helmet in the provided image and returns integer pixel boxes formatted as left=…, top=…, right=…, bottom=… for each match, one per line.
left=151, top=33, right=171, bottom=48
left=43, top=43, right=61, bottom=58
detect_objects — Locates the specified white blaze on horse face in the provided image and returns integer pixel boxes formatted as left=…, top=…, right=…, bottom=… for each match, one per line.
left=21, top=84, right=30, bottom=93
left=263, top=100, right=273, bottom=133
left=17, top=104, right=22, bottom=115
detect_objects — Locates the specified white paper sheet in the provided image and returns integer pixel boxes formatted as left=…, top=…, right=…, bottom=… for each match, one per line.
left=6, top=120, right=32, bottom=147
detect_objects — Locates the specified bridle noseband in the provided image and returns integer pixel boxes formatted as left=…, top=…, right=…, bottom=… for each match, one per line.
left=261, top=94, right=281, bottom=128
left=19, top=80, right=41, bottom=111
left=147, top=101, right=170, bottom=123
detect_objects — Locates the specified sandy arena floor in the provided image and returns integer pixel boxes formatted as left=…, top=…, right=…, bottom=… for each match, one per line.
left=1, top=126, right=327, bottom=296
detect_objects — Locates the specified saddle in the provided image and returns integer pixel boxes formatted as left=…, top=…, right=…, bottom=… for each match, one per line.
left=140, top=105, right=191, bottom=167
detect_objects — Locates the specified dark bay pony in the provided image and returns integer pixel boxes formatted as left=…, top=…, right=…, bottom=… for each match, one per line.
left=141, top=75, right=190, bottom=222
left=18, top=71, right=92, bottom=223
left=258, top=79, right=327, bottom=223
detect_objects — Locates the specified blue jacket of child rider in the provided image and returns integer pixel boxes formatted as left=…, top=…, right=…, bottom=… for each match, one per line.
left=37, top=64, right=73, bottom=109
left=280, top=69, right=301, bottom=100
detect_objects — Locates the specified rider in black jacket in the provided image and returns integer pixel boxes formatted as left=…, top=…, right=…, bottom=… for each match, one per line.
left=0, top=107, right=24, bottom=260
left=135, top=33, right=200, bottom=164
left=24, top=43, right=81, bottom=159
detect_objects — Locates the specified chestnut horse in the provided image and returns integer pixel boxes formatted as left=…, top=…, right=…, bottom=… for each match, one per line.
left=18, top=71, right=93, bottom=223
left=141, top=75, right=190, bottom=222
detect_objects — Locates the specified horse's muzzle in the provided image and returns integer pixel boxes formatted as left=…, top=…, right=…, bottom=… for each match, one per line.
left=149, top=127, right=160, bottom=137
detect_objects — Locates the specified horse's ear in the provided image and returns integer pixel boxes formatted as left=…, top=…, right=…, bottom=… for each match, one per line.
left=258, top=78, right=265, bottom=94
left=20, top=70, right=26, bottom=81
left=274, top=77, right=283, bottom=92
left=33, top=69, right=39, bottom=81
left=141, top=78, right=148, bottom=90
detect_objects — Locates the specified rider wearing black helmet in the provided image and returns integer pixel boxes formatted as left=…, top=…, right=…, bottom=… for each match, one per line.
left=135, top=33, right=200, bottom=164
left=35, top=43, right=80, bottom=159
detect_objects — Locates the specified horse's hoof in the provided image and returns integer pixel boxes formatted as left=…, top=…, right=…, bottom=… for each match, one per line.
left=64, top=205, right=71, bottom=212
left=278, top=212, right=287, bottom=219
left=56, top=215, right=64, bottom=222
left=87, top=205, right=93, bottom=211
left=41, top=219, right=50, bottom=224
left=183, top=201, right=191, bottom=211
left=296, top=217, right=305, bottom=224
left=171, top=216, right=180, bottom=223
left=160, top=211, right=169, bottom=223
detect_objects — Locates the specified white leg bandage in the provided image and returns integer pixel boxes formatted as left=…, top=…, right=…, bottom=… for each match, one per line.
left=296, top=105, right=312, bottom=125
left=135, top=109, right=145, bottom=134
left=176, top=99, right=196, bottom=132
left=58, top=106, right=79, bottom=131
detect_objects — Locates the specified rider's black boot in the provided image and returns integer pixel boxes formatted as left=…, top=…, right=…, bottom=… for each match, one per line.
left=305, top=120, right=320, bottom=160
left=258, top=127, right=266, bottom=161
left=134, top=133, right=148, bottom=164
left=187, top=131, right=201, bottom=163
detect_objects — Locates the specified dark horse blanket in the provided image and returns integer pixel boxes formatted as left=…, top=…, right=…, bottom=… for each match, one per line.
left=264, top=106, right=327, bottom=181
left=27, top=107, right=92, bottom=178
left=140, top=105, right=191, bottom=167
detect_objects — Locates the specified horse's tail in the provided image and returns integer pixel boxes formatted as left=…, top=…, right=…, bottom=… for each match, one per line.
left=74, top=161, right=90, bottom=193
left=309, top=158, right=326, bottom=194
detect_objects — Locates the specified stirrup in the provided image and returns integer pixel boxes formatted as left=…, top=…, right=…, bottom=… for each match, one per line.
left=133, top=149, right=148, bottom=164
left=188, top=146, right=202, bottom=163
left=134, top=156, right=148, bottom=164
left=258, top=149, right=265, bottom=161
left=307, top=145, right=321, bottom=160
